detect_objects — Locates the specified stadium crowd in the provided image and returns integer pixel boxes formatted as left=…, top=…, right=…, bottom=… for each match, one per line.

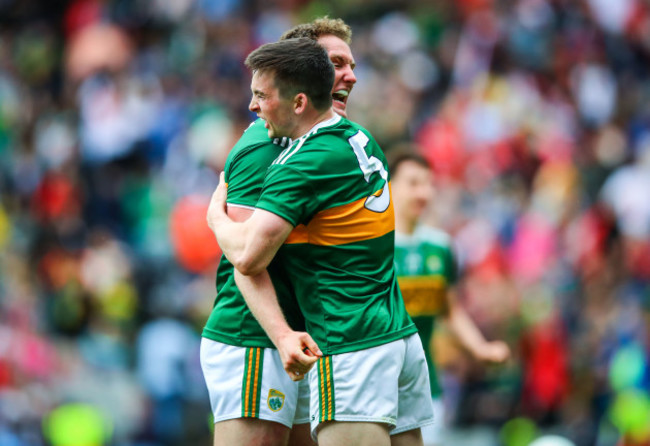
left=0, top=0, right=649, bottom=445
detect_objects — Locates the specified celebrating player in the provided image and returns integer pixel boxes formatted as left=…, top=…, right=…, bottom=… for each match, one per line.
left=390, top=153, right=511, bottom=446
left=200, top=18, right=357, bottom=446
left=208, top=38, right=434, bottom=446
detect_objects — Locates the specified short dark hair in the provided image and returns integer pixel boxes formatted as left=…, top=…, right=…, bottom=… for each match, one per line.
left=245, top=38, right=334, bottom=111
left=389, top=152, right=431, bottom=178
left=280, top=16, right=352, bottom=44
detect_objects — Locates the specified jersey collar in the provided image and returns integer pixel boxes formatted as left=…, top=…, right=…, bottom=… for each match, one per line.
left=296, top=113, right=342, bottom=141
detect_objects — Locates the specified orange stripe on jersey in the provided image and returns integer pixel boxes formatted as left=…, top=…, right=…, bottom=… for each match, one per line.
left=398, top=275, right=449, bottom=316
left=285, top=224, right=308, bottom=244
left=284, top=183, right=394, bottom=246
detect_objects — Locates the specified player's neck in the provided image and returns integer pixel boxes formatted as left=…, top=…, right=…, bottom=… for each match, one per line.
left=395, top=214, right=417, bottom=235
left=292, top=108, right=337, bottom=140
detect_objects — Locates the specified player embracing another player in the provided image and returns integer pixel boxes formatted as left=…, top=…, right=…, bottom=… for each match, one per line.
left=208, top=36, right=434, bottom=446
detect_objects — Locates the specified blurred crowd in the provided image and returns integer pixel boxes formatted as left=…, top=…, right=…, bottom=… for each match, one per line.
left=0, top=0, right=649, bottom=445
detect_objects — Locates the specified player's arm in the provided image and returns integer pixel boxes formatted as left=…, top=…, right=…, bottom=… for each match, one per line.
left=444, top=286, right=510, bottom=363
left=207, top=172, right=321, bottom=378
left=234, top=269, right=321, bottom=381
left=208, top=172, right=292, bottom=276
left=226, top=204, right=254, bottom=222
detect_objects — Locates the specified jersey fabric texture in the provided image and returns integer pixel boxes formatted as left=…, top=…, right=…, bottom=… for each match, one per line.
left=202, top=118, right=303, bottom=348
left=255, top=114, right=416, bottom=355
left=394, top=226, right=458, bottom=397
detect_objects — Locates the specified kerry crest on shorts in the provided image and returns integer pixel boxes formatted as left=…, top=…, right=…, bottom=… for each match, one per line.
left=268, top=389, right=285, bottom=412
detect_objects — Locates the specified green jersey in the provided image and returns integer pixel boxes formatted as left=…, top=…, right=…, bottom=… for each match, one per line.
left=202, top=119, right=303, bottom=348
left=394, top=226, right=458, bottom=397
left=255, top=115, right=416, bottom=355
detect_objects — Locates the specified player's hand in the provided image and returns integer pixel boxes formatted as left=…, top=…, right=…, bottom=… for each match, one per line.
left=276, top=330, right=322, bottom=381
left=207, top=171, right=228, bottom=231
left=476, top=340, right=510, bottom=363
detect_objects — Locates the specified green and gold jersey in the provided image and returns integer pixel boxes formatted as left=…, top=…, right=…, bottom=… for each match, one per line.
left=255, top=115, right=416, bottom=355
left=202, top=118, right=303, bottom=348
left=394, top=226, right=458, bottom=397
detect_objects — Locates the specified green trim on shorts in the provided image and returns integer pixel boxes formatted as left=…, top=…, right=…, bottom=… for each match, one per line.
left=318, top=356, right=336, bottom=422
left=241, top=347, right=264, bottom=418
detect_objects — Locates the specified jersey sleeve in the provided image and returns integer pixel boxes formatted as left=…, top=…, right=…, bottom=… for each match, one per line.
left=254, top=164, right=317, bottom=227
left=224, top=144, right=266, bottom=208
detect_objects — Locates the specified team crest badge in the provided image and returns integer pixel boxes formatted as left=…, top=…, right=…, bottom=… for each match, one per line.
left=426, top=255, right=442, bottom=273
left=268, top=389, right=285, bottom=412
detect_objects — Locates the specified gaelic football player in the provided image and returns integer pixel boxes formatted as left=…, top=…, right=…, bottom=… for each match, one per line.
left=208, top=38, right=434, bottom=446
left=390, top=153, right=511, bottom=445
left=200, top=18, right=357, bottom=446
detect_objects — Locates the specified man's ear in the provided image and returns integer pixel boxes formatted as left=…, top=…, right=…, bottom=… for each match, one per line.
left=294, top=93, right=308, bottom=115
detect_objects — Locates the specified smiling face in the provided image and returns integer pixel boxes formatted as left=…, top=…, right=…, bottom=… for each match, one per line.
left=317, top=34, right=356, bottom=118
left=248, top=70, right=297, bottom=139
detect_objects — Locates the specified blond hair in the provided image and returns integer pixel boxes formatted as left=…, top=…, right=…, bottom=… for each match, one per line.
left=280, top=16, right=352, bottom=44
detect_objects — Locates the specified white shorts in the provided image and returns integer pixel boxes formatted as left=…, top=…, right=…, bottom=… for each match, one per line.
left=200, top=338, right=310, bottom=428
left=421, top=398, right=445, bottom=445
left=309, top=333, right=434, bottom=437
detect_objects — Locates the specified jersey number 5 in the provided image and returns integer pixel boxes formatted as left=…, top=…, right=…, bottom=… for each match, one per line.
left=348, top=131, right=390, bottom=213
